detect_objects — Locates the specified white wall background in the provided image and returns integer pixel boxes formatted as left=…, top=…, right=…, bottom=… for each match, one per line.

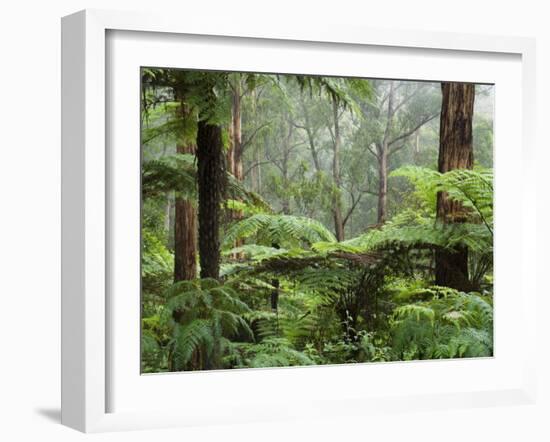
left=0, top=1, right=547, bottom=440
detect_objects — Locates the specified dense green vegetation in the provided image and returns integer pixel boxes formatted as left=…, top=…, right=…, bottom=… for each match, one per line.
left=140, top=69, right=494, bottom=373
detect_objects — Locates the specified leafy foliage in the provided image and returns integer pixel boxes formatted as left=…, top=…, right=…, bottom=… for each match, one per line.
left=391, top=166, right=493, bottom=232
left=142, top=153, right=270, bottom=212
left=142, top=229, right=174, bottom=300
left=158, top=278, right=254, bottom=371
left=391, top=287, right=493, bottom=359
left=140, top=69, right=494, bottom=373
left=142, top=153, right=197, bottom=199
left=223, top=213, right=337, bottom=249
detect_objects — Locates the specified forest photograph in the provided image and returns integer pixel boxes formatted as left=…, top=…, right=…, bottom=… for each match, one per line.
left=140, top=68, right=494, bottom=373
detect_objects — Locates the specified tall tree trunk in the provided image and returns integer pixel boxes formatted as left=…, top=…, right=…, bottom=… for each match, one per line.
left=332, top=99, right=345, bottom=241
left=231, top=83, right=243, bottom=181
left=376, top=147, right=388, bottom=224
left=281, top=160, right=291, bottom=215
left=280, top=120, right=293, bottom=215
left=300, top=96, right=322, bottom=173
left=251, top=146, right=261, bottom=192
left=226, top=78, right=244, bottom=259
left=174, top=143, right=197, bottom=281
left=376, top=81, right=395, bottom=224
left=196, top=121, right=224, bottom=280
left=227, top=84, right=243, bottom=180
left=435, top=82, right=475, bottom=291
left=413, top=130, right=420, bottom=164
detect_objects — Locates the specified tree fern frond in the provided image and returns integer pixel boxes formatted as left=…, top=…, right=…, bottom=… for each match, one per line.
left=210, top=286, right=252, bottom=314
left=172, top=319, right=213, bottom=369
left=222, top=244, right=288, bottom=261
left=223, top=214, right=336, bottom=249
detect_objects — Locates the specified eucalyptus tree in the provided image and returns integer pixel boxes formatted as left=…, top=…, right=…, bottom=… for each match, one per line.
left=227, top=73, right=273, bottom=182
left=358, top=80, right=440, bottom=223
left=435, top=82, right=475, bottom=290
left=141, top=68, right=200, bottom=281
left=291, top=76, right=372, bottom=240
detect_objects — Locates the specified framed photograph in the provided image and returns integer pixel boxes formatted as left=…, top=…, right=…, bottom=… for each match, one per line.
left=61, top=9, right=537, bottom=433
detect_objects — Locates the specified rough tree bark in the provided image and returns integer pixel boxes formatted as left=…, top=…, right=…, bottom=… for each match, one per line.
left=174, top=142, right=197, bottom=281
left=196, top=121, right=225, bottom=280
left=173, top=94, right=197, bottom=282
left=435, top=82, right=475, bottom=291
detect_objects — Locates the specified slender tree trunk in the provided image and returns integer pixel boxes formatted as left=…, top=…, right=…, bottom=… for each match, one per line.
left=227, top=82, right=243, bottom=179
left=376, top=81, right=395, bottom=224
left=300, top=96, right=322, bottom=173
left=332, top=99, right=345, bottom=241
left=281, top=159, right=291, bottom=215
left=435, top=82, right=475, bottom=291
left=413, top=130, right=420, bottom=164
left=333, top=207, right=345, bottom=241
left=226, top=120, right=235, bottom=179
left=270, top=243, right=280, bottom=312
left=280, top=120, right=293, bottom=215
left=251, top=146, right=260, bottom=192
left=226, top=78, right=244, bottom=259
left=196, top=121, right=224, bottom=280
left=231, top=84, right=243, bottom=181
left=377, top=147, right=388, bottom=224
left=307, top=126, right=322, bottom=173
left=174, top=143, right=197, bottom=281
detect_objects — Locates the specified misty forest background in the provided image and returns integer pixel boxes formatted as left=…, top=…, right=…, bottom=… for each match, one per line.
left=141, top=70, right=494, bottom=372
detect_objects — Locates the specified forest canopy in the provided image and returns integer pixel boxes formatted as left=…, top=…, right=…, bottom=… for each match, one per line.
left=140, top=68, right=494, bottom=373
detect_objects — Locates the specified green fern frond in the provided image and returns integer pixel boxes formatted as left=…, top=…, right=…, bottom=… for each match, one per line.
left=163, top=278, right=255, bottom=371
left=172, top=319, right=213, bottom=368
left=210, top=286, right=252, bottom=314
left=394, top=304, right=435, bottom=323
left=223, top=214, right=336, bottom=249
left=222, top=244, right=288, bottom=261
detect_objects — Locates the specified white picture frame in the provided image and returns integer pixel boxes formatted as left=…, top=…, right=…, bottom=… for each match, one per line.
left=61, top=9, right=537, bottom=433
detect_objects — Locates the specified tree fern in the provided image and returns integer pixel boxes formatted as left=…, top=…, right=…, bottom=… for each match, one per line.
left=391, top=165, right=493, bottom=234
left=142, top=153, right=270, bottom=212
left=163, top=278, right=254, bottom=371
left=390, top=287, right=493, bottom=360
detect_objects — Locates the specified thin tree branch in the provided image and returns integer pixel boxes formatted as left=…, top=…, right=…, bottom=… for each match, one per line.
left=343, top=192, right=363, bottom=226
left=388, top=142, right=407, bottom=156
left=243, top=160, right=273, bottom=178
left=366, top=143, right=379, bottom=159
left=241, top=123, right=270, bottom=152
left=391, top=84, right=427, bottom=115
left=291, top=122, right=308, bottom=130
left=388, top=114, right=438, bottom=149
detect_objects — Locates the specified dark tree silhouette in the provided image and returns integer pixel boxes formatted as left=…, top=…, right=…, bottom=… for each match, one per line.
left=196, top=121, right=225, bottom=280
